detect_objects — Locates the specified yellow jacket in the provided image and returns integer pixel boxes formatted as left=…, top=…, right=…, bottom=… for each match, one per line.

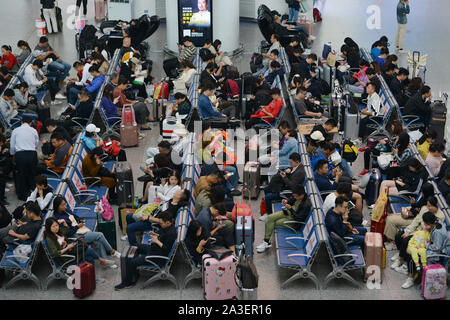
left=417, top=141, right=430, bottom=160
left=408, top=230, right=430, bottom=249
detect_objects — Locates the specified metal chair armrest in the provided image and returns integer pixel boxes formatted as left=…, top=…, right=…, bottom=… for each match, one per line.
left=143, top=255, right=170, bottom=271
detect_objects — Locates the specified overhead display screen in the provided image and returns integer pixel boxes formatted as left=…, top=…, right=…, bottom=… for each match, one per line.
left=178, top=0, right=213, bottom=47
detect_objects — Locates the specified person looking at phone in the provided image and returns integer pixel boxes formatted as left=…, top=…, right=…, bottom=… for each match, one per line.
left=115, top=211, right=177, bottom=290
left=257, top=186, right=310, bottom=253
left=325, top=197, right=367, bottom=249
left=185, top=220, right=211, bottom=266
left=196, top=202, right=235, bottom=253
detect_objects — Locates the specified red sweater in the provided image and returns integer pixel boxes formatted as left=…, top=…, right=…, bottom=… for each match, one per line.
left=1, top=53, right=18, bottom=70
left=250, top=98, right=283, bottom=123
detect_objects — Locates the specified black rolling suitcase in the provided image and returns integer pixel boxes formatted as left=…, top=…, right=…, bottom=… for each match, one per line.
left=115, top=162, right=134, bottom=208
left=120, top=246, right=139, bottom=284
left=428, top=93, right=448, bottom=144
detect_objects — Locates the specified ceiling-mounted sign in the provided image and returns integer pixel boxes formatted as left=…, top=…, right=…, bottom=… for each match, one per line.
left=178, top=0, right=213, bottom=47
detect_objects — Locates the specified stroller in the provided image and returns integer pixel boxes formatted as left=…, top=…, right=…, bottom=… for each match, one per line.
left=76, top=14, right=160, bottom=60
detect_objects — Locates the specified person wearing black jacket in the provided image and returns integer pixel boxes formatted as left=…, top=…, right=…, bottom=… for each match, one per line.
left=404, top=86, right=432, bottom=129
left=63, top=88, right=93, bottom=130
left=42, top=119, right=73, bottom=155
left=438, top=169, right=450, bottom=205
left=185, top=220, right=211, bottom=266
left=257, top=186, right=311, bottom=253
left=389, top=67, right=409, bottom=105
left=115, top=211, right=177, bottom=290
left=340, top=44, right=360, bottom=69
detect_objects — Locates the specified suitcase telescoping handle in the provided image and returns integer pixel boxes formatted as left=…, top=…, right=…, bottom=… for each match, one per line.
left=122, top=104, right=137, bottom=125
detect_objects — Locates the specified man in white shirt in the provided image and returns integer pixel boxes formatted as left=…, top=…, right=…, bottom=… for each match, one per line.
left=261, top=34, right=281, bottom=69
left=357, top=82, right=382, bottom=142
left=189, top=0, right=211, bottom=26
left=10, top=116, right=39, bottom=201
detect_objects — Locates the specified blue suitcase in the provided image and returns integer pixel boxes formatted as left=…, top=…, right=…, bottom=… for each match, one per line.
left=235, top=215, right=254, bottom=257
left=365, top=168, right=382, bottom=206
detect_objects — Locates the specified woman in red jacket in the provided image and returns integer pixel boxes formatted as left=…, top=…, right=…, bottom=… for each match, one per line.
left=1, top=45, right=18, bottom=73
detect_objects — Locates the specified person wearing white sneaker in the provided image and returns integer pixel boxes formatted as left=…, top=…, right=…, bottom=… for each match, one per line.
left=257, top=186, right=311, bottom=254
left=121, top=235, right=128, bottom=241
left=401, top=276, right=414, bottom=289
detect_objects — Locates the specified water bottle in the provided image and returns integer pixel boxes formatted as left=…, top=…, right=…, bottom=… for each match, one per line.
left=133, top=196, right=139, bottom=209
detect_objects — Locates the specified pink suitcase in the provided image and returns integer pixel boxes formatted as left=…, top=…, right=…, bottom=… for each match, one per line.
left=364, top=232, right=383, bottom=283
left=94, top=0, right=106, bottom=21
left=202, top=253, right=238, bottom=300
left=421, top=264, right=447, bottom=300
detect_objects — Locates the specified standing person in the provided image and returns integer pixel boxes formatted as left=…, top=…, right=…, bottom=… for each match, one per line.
left=288, top=0, right=303, bottom=23
left=10, top=116, right=39, bottom=201
left=76, top=0, right=88, bottom=17
left=395, top=0, right=410, bottom=51
left=40, top=0, right=58, bottom=34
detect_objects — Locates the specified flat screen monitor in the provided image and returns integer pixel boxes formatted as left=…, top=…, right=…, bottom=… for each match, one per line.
left=178, top=0, right=213, bottom=47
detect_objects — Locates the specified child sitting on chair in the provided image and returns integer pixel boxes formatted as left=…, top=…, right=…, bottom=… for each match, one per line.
left=407, top=224, right=431, bottom=271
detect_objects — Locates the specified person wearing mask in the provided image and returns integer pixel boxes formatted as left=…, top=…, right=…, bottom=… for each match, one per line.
left=1, top=45, right=18, bottom=72
left=257, top=186, right=311, bottom=253
left=395, top=0, right=410, bottom=51
left=115, top=211, right=176, bottom=290
left=16, top=40, right=31, bottom=67
left=10, top=116, right=39, bottom=201
left=163, top=37, right=197, bottom=78
left=37, top=132, right=72, bottom=175
left=404, top=85, right=433, bottom=129
left=40, top=0, right=58, bottom=33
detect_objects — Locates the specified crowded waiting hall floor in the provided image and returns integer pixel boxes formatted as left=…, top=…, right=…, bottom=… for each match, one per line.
left=0, top=0, right=449, bottom=300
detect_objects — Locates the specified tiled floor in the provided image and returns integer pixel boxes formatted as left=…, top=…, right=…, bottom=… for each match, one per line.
left=1, top=0, right=449, bottom=300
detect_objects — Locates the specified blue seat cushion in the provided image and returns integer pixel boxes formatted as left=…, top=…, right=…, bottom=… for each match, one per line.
left=86, top=185, right=108, bottom=198
left=278, top=248, right=308, bottom=267
left=44, top=177, right=61, bottom=191
left=84, top=218, right=97, bottom=231
left=389, top=196, right=409, bottom=204
left=276, top=232, right=305, bottom=249
left=336, top=247, right=365, bottom=267
left=1, top=249, right=31, bottom=268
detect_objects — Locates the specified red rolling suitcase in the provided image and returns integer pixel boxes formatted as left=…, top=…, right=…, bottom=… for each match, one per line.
left=73, top=237, right=96, bottom=298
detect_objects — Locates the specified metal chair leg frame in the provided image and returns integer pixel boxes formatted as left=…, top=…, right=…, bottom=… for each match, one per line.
left=281, top=269, right=320, bottom=290
left=182, top=268, right=201, bottom=289
left=141, top=271, right=179, bottom=290
left=5, top=271, right=41, bottom=290
left=44, top=271, right=68, bottom=291
left=323, top=269, right=363, bottom=289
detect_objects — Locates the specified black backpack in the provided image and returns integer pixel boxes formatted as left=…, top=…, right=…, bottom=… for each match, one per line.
left=342, top=139, right=358, bottom=163
left=285, top=0, right=296, bottom=6
left=329, top=232, right=353, bottom=265
left=79, top=25, right=98, bottom=56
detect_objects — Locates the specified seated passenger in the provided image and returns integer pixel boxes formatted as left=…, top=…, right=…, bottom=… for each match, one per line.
left=115, top=211, right=176, bottom=290
left=37, top=132, right=72, bottom=175
left=198, top=82, right=236, bottom=120
left=244, top=88, right=283, bottom=129
left=425, top=143, right=445, bottom=176
left=163, top=36, right=197, bottom=78
left=185, top=220, right=212, bottom=266
left=101, top=84, right=120, bottom=126
left=262, top=152, right=306, bottom=218
left=1, top=45, right=18, bottom=72
left=257, top=186, right=311, bottom=253
left=0, top=201, right=42, bottom=255
left=82, top=147, right=117, bottom=201
left=165, top=92, right=192, bottom=119
left=357, top=83, right=382, bottom=142
left=63, top=88, right=94, bottom=129
left=44, top=217, right=112, bottom=268
left=13, top=82, right=38, bottom=115
left=26, top=175, right=54, bottom=212
left=81, top=124, right=104, bottom=151
left=32, top=36, right=71, bottom=82
left=325, top=196, right=366, bottom=249
left=417, top=130, right=437, bottom=161
left=404, top=86, right=432, bottom=129
left=294, top=86, right=322, bottom=117
left=52, top=196, right=121, bottom=261
left=42, top=119, right=73, bottom=156
left=196, top=202, right=235, bottom=252
left=141, top=170, right=181, bottom=205
left=438, top=169, right=450, bottom=205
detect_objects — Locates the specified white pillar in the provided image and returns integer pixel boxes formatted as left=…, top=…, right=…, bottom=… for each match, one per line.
left=166, top=0, right=179, bottom=52
left=213, top=0, right=240, bottom=52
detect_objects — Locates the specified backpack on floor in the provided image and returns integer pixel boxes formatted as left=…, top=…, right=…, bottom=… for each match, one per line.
left=342, top=139, right=358, bottom=162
